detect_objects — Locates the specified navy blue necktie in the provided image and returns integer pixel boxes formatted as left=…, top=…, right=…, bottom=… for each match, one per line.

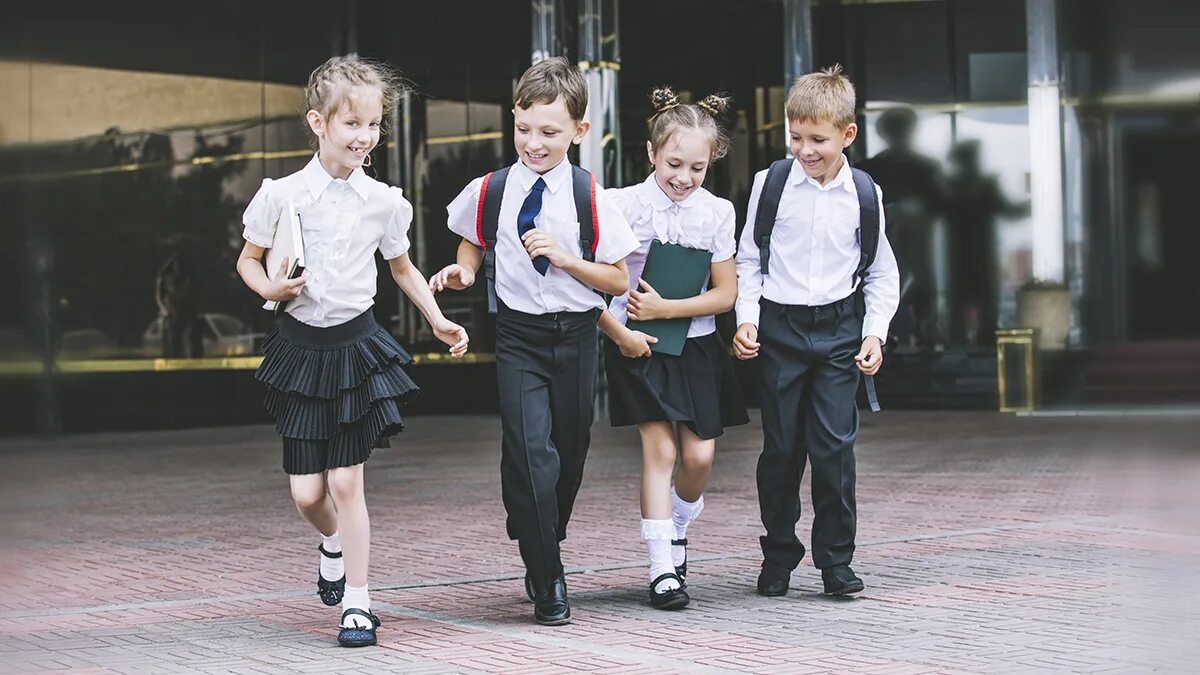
left=517, top=177, right=550, bottom=275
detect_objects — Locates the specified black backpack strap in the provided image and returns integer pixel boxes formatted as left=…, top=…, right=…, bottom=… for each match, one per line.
left=850, top=166, right=883, bottom=412
left=476, top=166, right=510, bottom=314
left=753, top=158, right=794, bottom=276
left=850, top=167, right=880, bottom=292
left=572, top=165, right=599, bottom=264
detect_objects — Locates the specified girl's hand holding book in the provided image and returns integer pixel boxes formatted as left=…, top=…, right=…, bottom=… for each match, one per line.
left=262, top=257, right=307, bottom=302
left=627, top=279, right=670, bottom=321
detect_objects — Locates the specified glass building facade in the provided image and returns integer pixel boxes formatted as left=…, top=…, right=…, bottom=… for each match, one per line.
left=3, top=0, right=1197, bottom=432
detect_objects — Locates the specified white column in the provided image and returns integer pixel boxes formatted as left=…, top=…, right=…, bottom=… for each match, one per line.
left=1026, top=0, right=1065, bottom=283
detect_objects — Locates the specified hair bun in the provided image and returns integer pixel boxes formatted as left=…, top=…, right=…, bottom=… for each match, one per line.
left=650, top=87, right=680, bottom=114
left=697, top=93, right=731, bottom=117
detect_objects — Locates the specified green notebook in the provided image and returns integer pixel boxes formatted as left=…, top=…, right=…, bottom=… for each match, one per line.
left=627, top=240, right=713, bottom=356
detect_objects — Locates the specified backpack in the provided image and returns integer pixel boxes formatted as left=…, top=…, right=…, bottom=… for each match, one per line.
left=751, top=158, right=883, bottom=411
left=474, top=165, right=600, bottom=314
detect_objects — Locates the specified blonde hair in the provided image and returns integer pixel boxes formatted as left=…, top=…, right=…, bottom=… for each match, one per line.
left=647, top=87, right=733, bottom=161
left=785, top=64, right=856, bottom=129
left=303, top=55, right=408, bottom=150
left=513, top=57, right=589, bottom=121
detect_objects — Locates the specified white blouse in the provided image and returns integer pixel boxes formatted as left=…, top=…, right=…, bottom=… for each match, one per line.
left=243, top=154, right=412, bottom=328
left=606, top=174, right=737, bottom=338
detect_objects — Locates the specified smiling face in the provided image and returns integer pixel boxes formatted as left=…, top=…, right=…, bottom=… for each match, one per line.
left=648, top=127, right=713, bottom=202
left=307, top=84, right=383, bottom=179
left=513, top=96, right=589, bottom=174
left=788, top=117, right=857, bottom=186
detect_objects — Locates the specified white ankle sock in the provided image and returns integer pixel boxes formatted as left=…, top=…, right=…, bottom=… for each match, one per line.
left=320, top=533, right=344, bottom=581
left=641, top=519, right=680, bottom=593
left=671, top=489, right=704, bottom=566
left=341, top=584, right=371, bottom=628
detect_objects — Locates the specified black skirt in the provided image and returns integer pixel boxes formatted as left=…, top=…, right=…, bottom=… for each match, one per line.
left=256, top=310, right=420, bottom=475
left=605, top=331, right=749, bottom=440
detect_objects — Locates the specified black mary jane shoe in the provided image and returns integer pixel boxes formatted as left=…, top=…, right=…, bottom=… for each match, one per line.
left=533, top=573, right=571, bottom=626
left=338, top=608, right=382, bottom=648
left=671, top=538, right=688, bottom=583
left=649, top=572, right=690, bottom=610
left=317, top=545, right=346, bottom=607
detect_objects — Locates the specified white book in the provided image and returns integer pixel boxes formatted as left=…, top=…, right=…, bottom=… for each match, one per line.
left=262, top=198, right=306, bottom=315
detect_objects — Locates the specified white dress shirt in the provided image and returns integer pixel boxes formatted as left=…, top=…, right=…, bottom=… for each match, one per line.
left=735, top=156, right=899, bottom=342
left=447, top=159, right=638, bottom=314
left=243, top=154, right=412, bottom=328
left=606, top=174, right=737, bottom=338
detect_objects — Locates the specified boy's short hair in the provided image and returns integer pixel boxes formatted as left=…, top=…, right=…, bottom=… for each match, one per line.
left=785, top=64, right=857, bottom=129
left=514, top=56, right=589, bottom=121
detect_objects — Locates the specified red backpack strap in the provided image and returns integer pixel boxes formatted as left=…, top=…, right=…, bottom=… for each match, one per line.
left=571, top=165, right=599, bottom=263
left=474, top=167, right=510, bottom=313
left=475, top=172, right=493, bottom=249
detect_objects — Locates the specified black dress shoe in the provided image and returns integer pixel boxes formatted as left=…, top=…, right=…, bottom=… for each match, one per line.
left=533, top=572, right=571, bottom=625
left=821, top=565, right=864, bottom=595
left=757, top=561, right=791, bottom=596
left=524, top=571, right=535, bottom=602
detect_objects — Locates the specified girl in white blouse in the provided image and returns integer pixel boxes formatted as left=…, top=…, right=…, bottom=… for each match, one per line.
left=236, top=55, right=468, bottom=648
left=599, top=88, right=749, bottom=610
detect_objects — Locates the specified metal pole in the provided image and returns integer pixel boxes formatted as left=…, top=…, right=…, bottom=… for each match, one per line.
left=577, top=0, right=620, bottom=187
left=532, top=0, right=559, bottom=63
left=782, top=0, right=814, bottom=86
left=781, top=0, right=814, bottom=155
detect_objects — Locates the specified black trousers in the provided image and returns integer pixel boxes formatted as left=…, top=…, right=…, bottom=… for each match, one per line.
left=495, top=303, right=600, bottom=592
left=756, top=295, right=862, bottom=570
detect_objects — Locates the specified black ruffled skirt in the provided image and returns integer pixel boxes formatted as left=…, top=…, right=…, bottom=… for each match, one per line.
left=605, top=331, right=749, bottom=440
left=256, top=310, right=420, bottom=475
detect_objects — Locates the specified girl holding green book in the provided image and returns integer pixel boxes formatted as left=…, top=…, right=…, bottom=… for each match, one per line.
left=598, top=87, right=749, bottom=610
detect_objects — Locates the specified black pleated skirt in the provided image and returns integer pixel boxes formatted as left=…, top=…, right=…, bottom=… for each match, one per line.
left=256, top=310, right=420, bottom=475
left=605, top=331, right=749, bottom=440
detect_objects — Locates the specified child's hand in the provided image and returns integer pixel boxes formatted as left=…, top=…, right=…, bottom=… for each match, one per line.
left=428, top=264, right=475, bottom=292
left=617, top=327, right=657, bottom=358
left=733, top=323, right=759, bottom=360
left=262, top=257, right=306, bottom=302
left=855, top=336, right=883, bottom=375
left=433, top=318, right=469, bottom=358
left=627, top=279, right=669, bottom=321
left=521, top=229, right=571, bottom=269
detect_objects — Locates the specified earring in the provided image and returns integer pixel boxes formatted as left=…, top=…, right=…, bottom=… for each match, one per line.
left=362, top=153, right=373, bottom=168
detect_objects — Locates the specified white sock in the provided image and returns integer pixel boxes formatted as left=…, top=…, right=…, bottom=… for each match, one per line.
left=641, top=519, right=680, bottom=593
left=341, top=584, right=371, bottom=628
left=320, top=533, right=344, bottom=581
left=671, top=488, right=704, bottom=566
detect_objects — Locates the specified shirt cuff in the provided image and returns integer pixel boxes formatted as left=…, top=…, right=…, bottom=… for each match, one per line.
left=862, top=318, right=889, bottom=344
left=735, top=301, right=760, bottom=328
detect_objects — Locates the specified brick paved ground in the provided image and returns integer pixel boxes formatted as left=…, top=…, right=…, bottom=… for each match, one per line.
left=1, top=411, right=1197, bottom=673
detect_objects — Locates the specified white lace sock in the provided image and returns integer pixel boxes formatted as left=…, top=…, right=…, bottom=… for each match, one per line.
left=671, top=488, right=704, bottom=567
left=641, top=519, right=680, bottom=593
left=320, top=532, right=344, bottom=581
left=341, top=584, right=372, bottom=628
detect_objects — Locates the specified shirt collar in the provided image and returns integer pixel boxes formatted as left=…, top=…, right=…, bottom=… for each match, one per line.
left=302, top=153, right=373, bottom=201
left=640, top=173, right=701, bottom=211
left=789, top=154, right=855, bottom=193
left=513, top=157, right=573, bottom=194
